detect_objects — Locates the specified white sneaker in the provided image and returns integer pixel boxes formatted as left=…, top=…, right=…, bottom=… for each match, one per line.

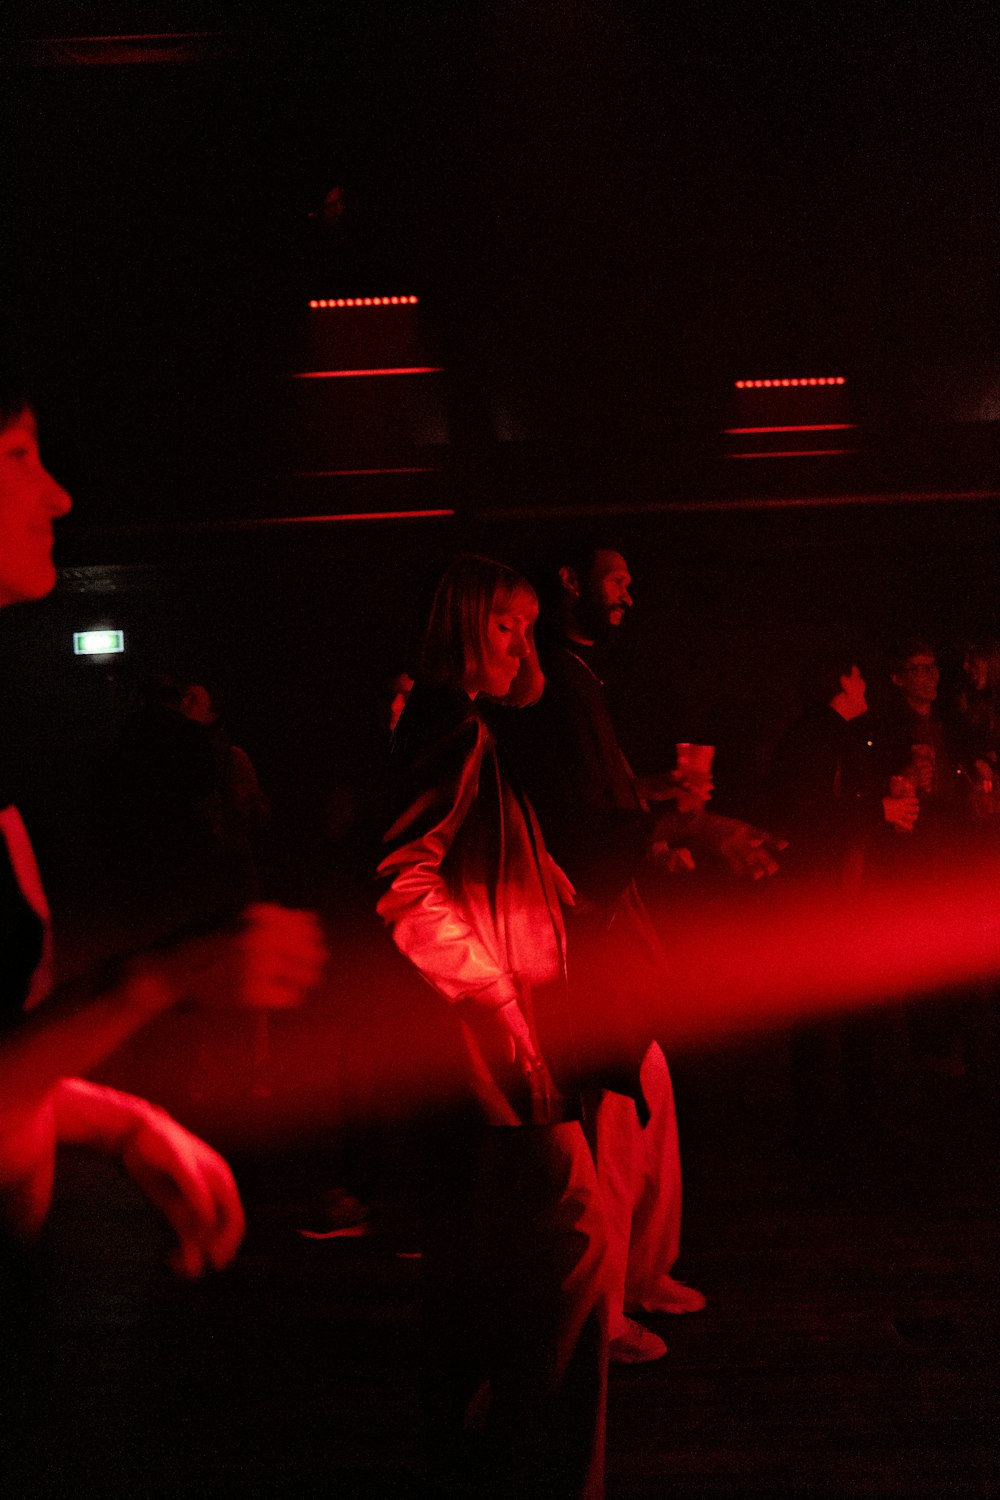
left=631, top=1276, right=706, bottom=1315
left=609, top=1316, right=667, bottom=1364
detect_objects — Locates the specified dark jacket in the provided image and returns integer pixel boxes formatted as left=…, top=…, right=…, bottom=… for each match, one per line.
left=494, top=640, right=665, bottom=1115
left=376, top=679, right=575, bottom=1127
left=762, top=705, right=882, bottom=887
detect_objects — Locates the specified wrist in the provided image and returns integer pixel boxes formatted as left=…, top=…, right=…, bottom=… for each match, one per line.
left=113, top=953, right=179, bottom=1023
left=51, top=1078, right=165, bottom=1154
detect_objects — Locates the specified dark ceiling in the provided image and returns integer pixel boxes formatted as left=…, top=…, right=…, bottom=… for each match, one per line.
left=4, top=2, right=999, bottom=525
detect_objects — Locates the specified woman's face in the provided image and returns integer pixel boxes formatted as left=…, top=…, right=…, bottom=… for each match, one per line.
left=469, top=588, right=537, bottom=699
left=0, top=412, right=72, bottom=609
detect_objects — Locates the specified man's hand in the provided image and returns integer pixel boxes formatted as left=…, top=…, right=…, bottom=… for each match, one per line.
left=493, top=1000, right=555, bottom=1117
left=694, top=815, right=783, bottom=879
left=636, top=769, right=714, bottom=812
left=121, top=1106, right=245, bottom=1277
left=717, top=821, right=782, bottom=879
left=648, top=840, right=696, bottom=874
left=882, top=793, right=919, bottom=832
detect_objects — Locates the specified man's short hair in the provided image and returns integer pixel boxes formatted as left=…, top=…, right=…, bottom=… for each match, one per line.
left=798, top=646, right=862, bottom=707
left=888, top=636, right=937, bottom=675
left=535, top=535, right=626, bottom=606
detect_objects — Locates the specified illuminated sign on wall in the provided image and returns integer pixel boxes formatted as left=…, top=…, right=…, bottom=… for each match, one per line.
left=73, top=630, right=124, bottom=656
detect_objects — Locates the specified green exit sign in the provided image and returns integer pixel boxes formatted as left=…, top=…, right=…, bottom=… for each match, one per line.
left=73, top=630, right=125, bottom=656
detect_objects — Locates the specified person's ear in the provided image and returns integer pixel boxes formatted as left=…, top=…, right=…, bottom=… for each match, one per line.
left=558, top=565, right=580, bottom=598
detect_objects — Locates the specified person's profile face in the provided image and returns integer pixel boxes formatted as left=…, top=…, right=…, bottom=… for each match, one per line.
left=470, top=588, right=537, bottom=699
left=583, top=550, right=632, bottom=633
left=0, top=412, right=72, bottom=609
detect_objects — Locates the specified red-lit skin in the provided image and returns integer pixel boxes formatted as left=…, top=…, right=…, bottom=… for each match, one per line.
left=830, top=664, right=868, bottom=721
left=0, top=411, right=72, bottom=607
left=0, top=409, right=327, bottom=1267
left=892, top=653, right=939, bottom=715
left=467, top=590, right=538, bottom=699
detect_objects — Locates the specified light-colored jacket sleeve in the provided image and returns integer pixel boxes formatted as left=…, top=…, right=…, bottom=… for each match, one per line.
left=376, top=711, right=518, bottom=1011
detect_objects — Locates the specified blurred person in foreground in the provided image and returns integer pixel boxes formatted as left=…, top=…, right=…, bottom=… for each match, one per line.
left=376, top=555, right=608, bottom=1499
left=0, top=383, right=326, bottom=1278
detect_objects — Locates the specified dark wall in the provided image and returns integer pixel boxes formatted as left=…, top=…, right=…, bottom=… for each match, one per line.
left=4, top=492, right=996, bottom=957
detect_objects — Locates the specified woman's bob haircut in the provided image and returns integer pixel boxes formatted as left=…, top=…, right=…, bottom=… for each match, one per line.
left=420, top=553, right=542, bottom=704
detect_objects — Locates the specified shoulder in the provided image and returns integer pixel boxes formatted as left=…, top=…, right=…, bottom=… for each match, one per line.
left=390, top=682, right=489, bottom=777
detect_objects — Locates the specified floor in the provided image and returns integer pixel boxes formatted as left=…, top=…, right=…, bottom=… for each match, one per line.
left=18, top=1016, right=998, bottom=1500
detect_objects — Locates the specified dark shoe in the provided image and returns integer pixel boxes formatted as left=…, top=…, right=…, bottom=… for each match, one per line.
left=296, top=1188, right=372, bottom=1239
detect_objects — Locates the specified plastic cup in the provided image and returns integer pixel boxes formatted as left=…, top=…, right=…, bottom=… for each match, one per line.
left=675, top=743, right=714, bottom=811
left=675, top=743, right=715, bottom=776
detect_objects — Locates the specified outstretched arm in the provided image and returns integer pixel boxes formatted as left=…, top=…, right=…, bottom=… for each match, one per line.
left=0, top=904, right=326, bottom=1251
left=52, top=1079, right=245, bottom=1277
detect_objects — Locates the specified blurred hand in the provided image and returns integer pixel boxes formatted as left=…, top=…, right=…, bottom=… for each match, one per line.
left=494, top=1000, right=555, bottom=1116
left=636, top=770, right=683, bottom=802
left=638, top=769, right=714, bottom=811
left=121, top=1107, right=245, bottom=1277
left=649, top=840, right=696, bottom=874
left=713, top=820, right=782, bottom=879
left=152, top=903, right=328, bottom=1010
left=883, top=793, right=919, bottom=832
left=674, top=774, right=714, bottom=814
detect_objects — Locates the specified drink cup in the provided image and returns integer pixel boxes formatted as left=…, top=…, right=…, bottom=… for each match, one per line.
left=675, top=743, right=714, bottom=811
left=676, top=743, right=715, bottom=777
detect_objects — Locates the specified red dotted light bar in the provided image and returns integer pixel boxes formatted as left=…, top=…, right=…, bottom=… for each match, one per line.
left=734, top=377, right=846, bottom=388
left=308, top=296, right=419, bottom=308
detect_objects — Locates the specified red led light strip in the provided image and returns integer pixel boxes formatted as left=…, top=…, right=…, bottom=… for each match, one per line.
left=261, top=509, right=454, bottom=523
left=291, top=367, right=441, bottom=379
left=725, top=424, right=856, bottom=435
left=735, top=377, right=846, bottom=388
left=308, top=296, right=419, bottom=308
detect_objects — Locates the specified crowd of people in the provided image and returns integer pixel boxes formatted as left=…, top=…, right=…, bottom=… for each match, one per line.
left=3, top=381, right=998, bottom=1500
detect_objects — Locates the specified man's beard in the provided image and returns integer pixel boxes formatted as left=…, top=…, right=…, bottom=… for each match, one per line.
left=578, top=596, right=622, bottom=642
